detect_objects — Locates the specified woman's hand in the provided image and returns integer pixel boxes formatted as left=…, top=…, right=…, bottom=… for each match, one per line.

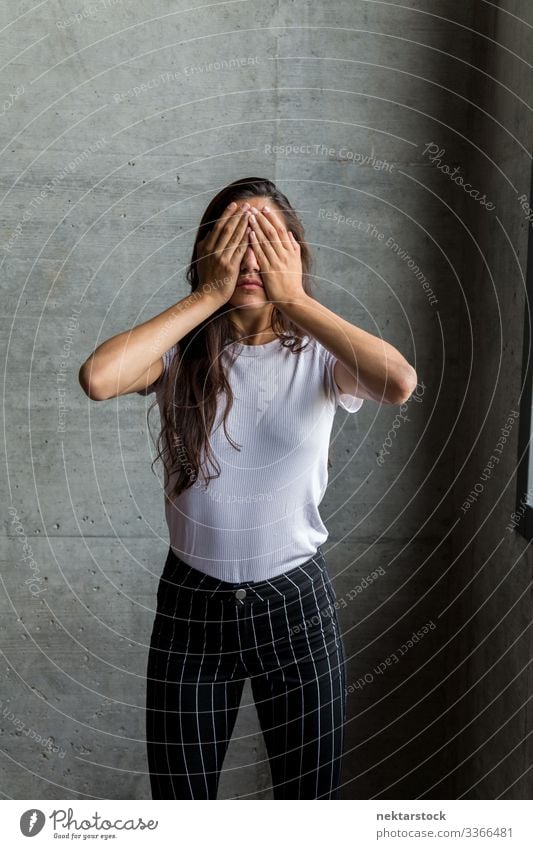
left=196, top=202, right=251, bottom=304
left=247, top=205, right=305, bottom=307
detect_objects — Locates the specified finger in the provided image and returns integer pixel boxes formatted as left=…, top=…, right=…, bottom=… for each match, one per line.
left=288, top=230, right=300, bottom=252
left=248, top=228, right=269, bottom=267
left=204, top=201, right=243, bottom=252
left=218, top=204, right=253, bottom=252
left=211, top=209, right=249, bottom=258
left=203, top=201, right=236, bottom=248
left=249, top=218, right=277, bottom=264
left=226, top=209, right=251, bottom=259
left=248, top=211, right=282, bottom=261
left=261, top=204, right=289, bottom=238
left=260, top=205, right=292, bottom=252
left=249, top=209, right=287, bottom=259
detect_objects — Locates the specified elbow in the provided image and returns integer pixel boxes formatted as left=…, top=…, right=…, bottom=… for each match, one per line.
left=386, top=366, right=418, bottom=405
left=78, top=361, right=110, bottom=401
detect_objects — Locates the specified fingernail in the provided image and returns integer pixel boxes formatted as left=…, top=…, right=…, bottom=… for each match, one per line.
left=242, top=202, right=250, bottom=211
left=228, top=201, right=236, bottom=209
left=263, top=205, right=271, bottom=213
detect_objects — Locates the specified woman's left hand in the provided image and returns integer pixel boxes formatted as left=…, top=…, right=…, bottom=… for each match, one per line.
left=247, top=205, right=305, bottom=307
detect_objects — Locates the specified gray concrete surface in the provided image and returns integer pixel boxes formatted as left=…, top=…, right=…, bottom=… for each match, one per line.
left=0, top=0, right=531, bottom=799
left=441, top=1, right=533, bottom=799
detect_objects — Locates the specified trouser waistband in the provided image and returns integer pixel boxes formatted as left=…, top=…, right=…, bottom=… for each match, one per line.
left=161, top=546, right=328, bottom=603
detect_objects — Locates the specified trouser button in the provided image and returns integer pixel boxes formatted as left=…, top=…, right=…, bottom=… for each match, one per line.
left=235, top=588, right=246, bottom=600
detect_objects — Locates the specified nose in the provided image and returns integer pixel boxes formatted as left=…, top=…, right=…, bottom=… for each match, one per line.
left=240, top=242, right=260, bottom=272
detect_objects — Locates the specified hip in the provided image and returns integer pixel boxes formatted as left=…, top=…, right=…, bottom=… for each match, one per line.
left=151, top=545, right=343, bottom=664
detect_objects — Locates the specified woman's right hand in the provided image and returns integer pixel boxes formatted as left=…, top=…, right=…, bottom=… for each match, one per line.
left=196, top=201, right=251, bottom=304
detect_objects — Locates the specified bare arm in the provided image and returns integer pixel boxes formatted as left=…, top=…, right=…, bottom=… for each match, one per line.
left=247, top=204, right=417, bottom=405
left=282, top=295, right=417, bottom=405
left=78, top=290, right=226, bottom=400
left=79, top=202, right=252, bottom=401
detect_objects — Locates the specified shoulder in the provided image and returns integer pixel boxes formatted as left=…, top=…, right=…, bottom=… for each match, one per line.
left=308, top=336, right=365, bottom=414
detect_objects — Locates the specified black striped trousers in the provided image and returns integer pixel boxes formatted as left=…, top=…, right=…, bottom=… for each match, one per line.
left=145, top=545, right=347, bottom=799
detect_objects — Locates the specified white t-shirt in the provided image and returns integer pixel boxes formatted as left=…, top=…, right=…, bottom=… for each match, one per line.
left=138, top=333, right=364, bottom=582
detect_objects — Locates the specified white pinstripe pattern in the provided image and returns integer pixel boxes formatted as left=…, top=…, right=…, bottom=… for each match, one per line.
left=195, top=593, right=209, bottom=797
left=176, top=587, right=195, bottom=798
left=156, top=564, right=187, bottom=798
left=287, top=568, right=331, bottom=798
left=299, top=567, right=335, bottom=798
left=211, top=602, right=224, bottom=780
left=146, top=547, right=346, bottom=799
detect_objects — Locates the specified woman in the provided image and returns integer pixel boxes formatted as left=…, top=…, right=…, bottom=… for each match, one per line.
left=79, top=177, right=417, bottom=800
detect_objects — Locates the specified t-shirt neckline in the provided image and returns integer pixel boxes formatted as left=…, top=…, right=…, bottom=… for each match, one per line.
left=226, top=336, right=284, bottom=357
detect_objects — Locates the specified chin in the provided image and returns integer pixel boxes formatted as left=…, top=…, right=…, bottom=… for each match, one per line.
left=230, top=290, right=266, bottom=306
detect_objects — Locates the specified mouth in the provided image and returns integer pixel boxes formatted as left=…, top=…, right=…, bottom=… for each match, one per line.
left=237, top=277, right=263, bottom=289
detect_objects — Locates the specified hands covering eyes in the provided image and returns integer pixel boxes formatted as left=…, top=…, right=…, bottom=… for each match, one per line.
left=245, top=205, right=305, bottom=306
left=195, top=200, right=305, bottom=307
left=195, top=201, right=254, bottom=304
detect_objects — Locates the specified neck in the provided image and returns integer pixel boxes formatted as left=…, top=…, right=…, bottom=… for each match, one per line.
left=229, top=309, right=278, bottom=346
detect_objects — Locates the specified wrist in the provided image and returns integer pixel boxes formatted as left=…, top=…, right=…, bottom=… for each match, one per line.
left=278, top=292, right=312, bottom=318
left=197, top=283, right=230, bottom=308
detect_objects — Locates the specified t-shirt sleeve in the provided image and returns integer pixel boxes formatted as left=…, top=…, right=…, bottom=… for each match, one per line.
left=136, top=343, right=178, bottom=396
left=320, top=342, right=365, bottom=413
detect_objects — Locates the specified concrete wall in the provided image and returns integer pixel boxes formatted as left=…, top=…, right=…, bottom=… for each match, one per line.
left=1, top=0, right=530, bottom=799
left=441, top=1, right=533, bottom=799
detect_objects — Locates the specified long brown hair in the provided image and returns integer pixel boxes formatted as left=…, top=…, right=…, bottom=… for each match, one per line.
left=147, top=177, right=324, bottom=499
